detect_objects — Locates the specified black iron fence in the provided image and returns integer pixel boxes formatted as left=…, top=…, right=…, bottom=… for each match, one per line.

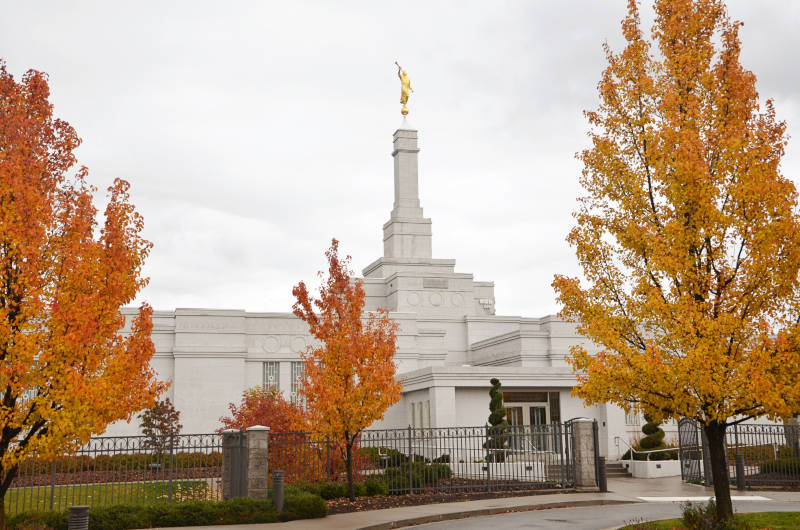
left=269, top=423, right=577, bottom=494
left=678, top=419, right=800, bottom=488
left=5, top=433, right=222, bottom=516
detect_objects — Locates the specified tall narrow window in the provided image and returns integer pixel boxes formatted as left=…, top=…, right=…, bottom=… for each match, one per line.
left=290, top=361, right=305, bottom=404
left=263, top=361, right=279, bottom=391
left=625, top=408, right=641, bottom=425
left=548, top=391, right=561, bottom=424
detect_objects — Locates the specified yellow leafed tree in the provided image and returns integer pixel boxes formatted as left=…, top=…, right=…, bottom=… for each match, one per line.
left=552, top=0, right=800, bottom=521
left=0, top=62, right=165, bottom=526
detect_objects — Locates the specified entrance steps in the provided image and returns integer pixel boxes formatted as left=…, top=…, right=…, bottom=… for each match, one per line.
left=606, top=461, right=632, bottom=478
left=544, top=461, right=633, bottom=481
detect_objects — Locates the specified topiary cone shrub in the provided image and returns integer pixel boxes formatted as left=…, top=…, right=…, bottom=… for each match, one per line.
left=639, top=417, right=665, bottom=450
left=483, top=378, right=509, bottom=463
left=637, top=416, right=677, bottom=461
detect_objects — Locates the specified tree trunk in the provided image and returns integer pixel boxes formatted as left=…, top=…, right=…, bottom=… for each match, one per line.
left=346, top=441, right=355, bottom=500
left=704, top=422, right=733, bottom=522
left=0, top=464, right=18, bottom=530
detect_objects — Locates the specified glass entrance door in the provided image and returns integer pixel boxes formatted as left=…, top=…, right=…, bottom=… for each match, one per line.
left=507, top=407, right=523, bottom=451
left=529, top=405, right=548, bottom=450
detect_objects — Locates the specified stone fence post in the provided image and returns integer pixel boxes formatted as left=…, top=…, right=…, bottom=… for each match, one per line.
left=246, top=425, right=270, bottom=500
left=572, top=418, right=598, bottom=490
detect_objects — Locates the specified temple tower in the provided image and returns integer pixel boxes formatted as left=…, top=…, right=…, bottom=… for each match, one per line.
left=383, top=126, right=432, bottom=259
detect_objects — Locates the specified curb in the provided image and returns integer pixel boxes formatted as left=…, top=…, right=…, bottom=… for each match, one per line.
left=358, top=499, right=637, bottom=529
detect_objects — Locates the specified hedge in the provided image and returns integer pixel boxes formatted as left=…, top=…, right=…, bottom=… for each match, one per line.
left=279, top=492, right=328, bottom=521
left=6, top=494, right=326, bottom=529
left=759, top=457, right=800, bottom=474
left=17, top=452, right=222, bottom=476
left=385, top=462, right=452, bottom=491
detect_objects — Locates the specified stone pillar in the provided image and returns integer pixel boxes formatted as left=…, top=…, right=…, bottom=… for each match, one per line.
left=221, top=429, right=242, bottom=500
left=429, top=386, right=456, bottom=428
left=572, top=418, right=598, bottom=489
left=383, top=127, right=432, bottom=259
left=392, top=128, right=422, bottom=218
left=246, top=426, right=270, bottom=500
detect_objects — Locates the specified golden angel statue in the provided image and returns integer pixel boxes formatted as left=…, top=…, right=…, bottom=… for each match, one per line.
left=395, top=61, right=413, bottom=116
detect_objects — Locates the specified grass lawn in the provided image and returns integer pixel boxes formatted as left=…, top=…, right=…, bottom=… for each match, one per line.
left=624, top=511, right=800, bottom=529
left=4, top=480, right=216, bottom=515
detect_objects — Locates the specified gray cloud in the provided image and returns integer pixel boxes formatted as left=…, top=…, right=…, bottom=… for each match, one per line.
left=1, top=0, right=798, bottom=317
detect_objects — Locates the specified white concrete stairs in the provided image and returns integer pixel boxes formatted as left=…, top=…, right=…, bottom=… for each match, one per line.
left=606, top=461, right=632, bottom=478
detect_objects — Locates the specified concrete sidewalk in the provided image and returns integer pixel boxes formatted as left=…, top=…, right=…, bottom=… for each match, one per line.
left=158, top=477, right=795, bottom=530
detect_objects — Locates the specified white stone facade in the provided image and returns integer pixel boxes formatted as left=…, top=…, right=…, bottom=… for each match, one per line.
left=109, top=123, right=650, bottom=459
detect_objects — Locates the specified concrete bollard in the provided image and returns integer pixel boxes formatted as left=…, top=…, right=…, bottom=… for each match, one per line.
left=735, top=453, right=746, bottom=490
left=272, top=470, right=284, bottom=512
left=597, top=456, right=608, bottom=492
left=68, top=506, right=89, bottom=530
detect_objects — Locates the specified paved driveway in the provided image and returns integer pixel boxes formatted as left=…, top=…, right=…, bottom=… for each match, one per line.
left=415, top=499, right=800, bottom=529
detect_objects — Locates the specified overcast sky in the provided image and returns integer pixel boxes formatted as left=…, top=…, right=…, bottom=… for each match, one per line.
left=2, top=1, right=799, bottom=317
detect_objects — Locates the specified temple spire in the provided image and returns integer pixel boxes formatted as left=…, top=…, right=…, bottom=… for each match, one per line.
left=383, top=125, right=432, bottom=259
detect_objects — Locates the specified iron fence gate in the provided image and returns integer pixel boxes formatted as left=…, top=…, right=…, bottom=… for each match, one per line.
left=678, top=419, right=800, bottom=488
left=269, top=423, right=578, bottom=494
left=678, top=418, right=703, bottom=483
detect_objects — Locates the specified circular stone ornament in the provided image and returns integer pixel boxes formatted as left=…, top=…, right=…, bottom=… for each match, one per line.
left=290, top=336, right=306, bottom=353
left=262, top=336, right=280, bottom=353
left=407, top=292, right=421, bottom=306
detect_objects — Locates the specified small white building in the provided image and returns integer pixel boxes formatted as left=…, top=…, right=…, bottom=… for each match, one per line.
left=112, top=123, right=664, bottom=458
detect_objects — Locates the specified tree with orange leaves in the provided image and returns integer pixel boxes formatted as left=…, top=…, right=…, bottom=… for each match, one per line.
left=0, top=62, right=164, bottom=526
left=293, top=239, right=401, bottom=500
left=552, top=0, right=800, bottom=521
left=218, top=386, right=305, bottom=433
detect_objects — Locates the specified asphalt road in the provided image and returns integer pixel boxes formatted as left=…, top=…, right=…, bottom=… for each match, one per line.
left=415, top=500, right=800, bottom=529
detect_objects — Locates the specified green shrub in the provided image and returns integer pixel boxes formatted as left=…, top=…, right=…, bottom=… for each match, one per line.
left=680, top=499, right=750, bottom=529
left=620, top=416, right=677, bottom=461
left=484, top=378, right=510, bottom=463
left=359, top=447, right=408, bottom=467
left=7, top=511, right=68, bottom=530
left=90, top=505, right=153, bottom=530
left=649, top=448, right=679, bottom=461
left=280, top=492, right=328, bottom=521
left=641, top=422, right=660, bottom=436
left=759, top=457, right=800, bottom=474
left=212, top=497, right=280, bottom=524
left=6, top=497, right=300, bottom=529
left=315, top=481, right=344, bottom=499
left=17, top=452, right=222, bottom=477
left=317, top=481, right=367, bottom=499
left=621, top=445, right=678, bottom=461
left=384, top=462, right=452, bottom=492
left=365, top=476, right=388, bottom=496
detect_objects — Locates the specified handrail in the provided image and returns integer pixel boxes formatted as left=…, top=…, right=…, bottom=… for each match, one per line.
left=614, top=436, right=678, bottom=461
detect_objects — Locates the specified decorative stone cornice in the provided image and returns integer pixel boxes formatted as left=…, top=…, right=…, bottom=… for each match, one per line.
left=399, top=366, right=577, bottom=392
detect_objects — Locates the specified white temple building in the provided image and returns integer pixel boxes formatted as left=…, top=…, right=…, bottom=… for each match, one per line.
left=112, top=122, right=661, bottom=458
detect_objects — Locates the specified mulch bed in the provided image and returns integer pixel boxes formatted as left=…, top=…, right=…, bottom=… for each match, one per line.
left=326, top=488, right=573, bottom=515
